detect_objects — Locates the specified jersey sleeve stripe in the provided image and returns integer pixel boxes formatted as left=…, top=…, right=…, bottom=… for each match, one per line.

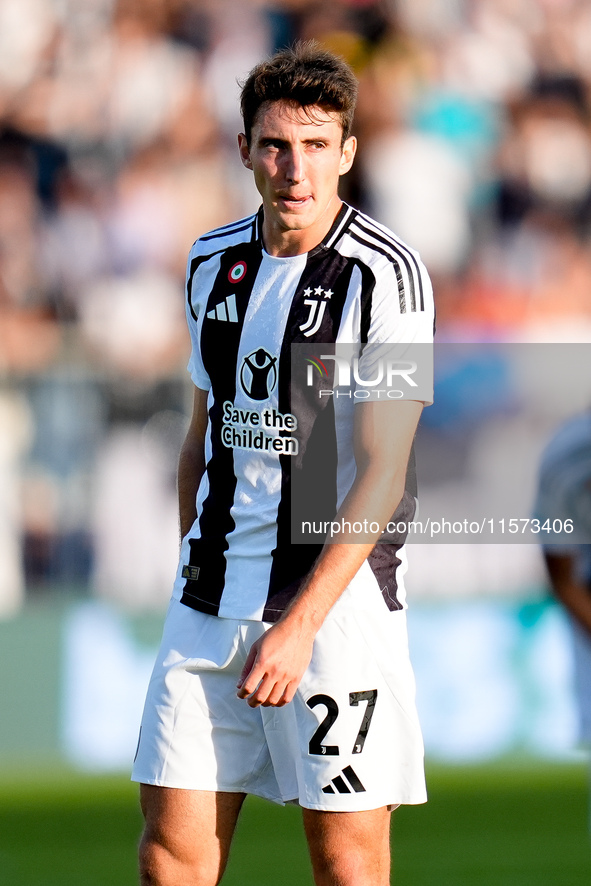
left=350, top=220, right=420, bottom=313
left=347, top=229, right=407, bottom=313
left=187, top=249, right=227, bottom=320
left=326, top=206, right=425, bottom=315
left=198, top=215, right=257, bottom=242
left=354, top=215, right=426, bottom=312
left=356, top=261, right=376, bottom=344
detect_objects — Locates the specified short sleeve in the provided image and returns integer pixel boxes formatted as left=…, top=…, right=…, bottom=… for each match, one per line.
left=357, top=251, right=435, bottom=404
left=366, top=252, right=435, bottom=346
left=184, top=247, right=211, bottom=391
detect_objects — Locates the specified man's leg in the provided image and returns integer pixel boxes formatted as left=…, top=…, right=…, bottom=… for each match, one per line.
left=302, top=806, right=392, bottom=886
left=139, top=785, right=246, bottom=886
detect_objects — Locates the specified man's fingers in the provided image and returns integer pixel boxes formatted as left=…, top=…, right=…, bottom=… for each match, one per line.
left=236, top=668, right=263, bottom=699
left=244, top=673, right=277, bottom=707
left=236, top=623, right=312, bottom=706
left=236, top=646, right=274, bottom=702
left=236, top=644, right=258, bottom=691
left=280, top=680, right=298, bottom=706
left=237, top=660, right=290, bottom=707
left=261, top=682, right=291, bottom=707
left=245, top=673, right=296, bottom=708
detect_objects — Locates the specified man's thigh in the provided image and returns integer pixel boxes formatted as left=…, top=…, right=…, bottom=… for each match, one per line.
left=139, top=785, right=245, bottom=883
left=302, top=805, right=392, bottom=886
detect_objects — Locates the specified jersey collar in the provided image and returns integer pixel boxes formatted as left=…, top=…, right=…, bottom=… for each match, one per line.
left=254, top=202, right=353, bottom=257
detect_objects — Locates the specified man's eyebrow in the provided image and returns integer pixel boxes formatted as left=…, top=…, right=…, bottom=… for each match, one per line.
left=258, top=135, right=289, bottom=144
left=257, top=134, right=332, bottom=145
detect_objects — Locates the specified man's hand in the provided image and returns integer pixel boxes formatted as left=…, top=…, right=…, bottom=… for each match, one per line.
left=236, top=616, right=315, bottom=708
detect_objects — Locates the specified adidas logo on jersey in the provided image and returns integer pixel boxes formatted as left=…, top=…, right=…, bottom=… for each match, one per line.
left=207, top=294, right=238, bottom=322
left=321, top=765, right=366, bottom=795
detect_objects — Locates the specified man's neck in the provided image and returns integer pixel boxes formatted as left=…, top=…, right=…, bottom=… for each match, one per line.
left=262, top=198, right=343, bottom=257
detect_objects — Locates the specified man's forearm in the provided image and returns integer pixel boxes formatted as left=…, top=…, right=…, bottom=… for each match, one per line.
left=178, top=387, right=209, bottom=542
left=281, top=399, right=421, bottom=633
left=282, top=467, right=406, bottom=633
left=178, top=437, right=205, bottom=541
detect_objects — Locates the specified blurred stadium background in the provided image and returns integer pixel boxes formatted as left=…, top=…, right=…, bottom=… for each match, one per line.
left=0, top=0, right=590, bottom=882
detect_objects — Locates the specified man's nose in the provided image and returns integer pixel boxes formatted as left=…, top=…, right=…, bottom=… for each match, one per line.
left=285, top=147, right=305, bottom=183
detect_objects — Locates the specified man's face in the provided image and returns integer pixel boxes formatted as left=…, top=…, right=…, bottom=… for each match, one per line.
left=238, top=100, right=356, bottom=254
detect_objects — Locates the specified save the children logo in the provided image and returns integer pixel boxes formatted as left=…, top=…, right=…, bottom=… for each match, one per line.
left=239, top=348, right=278, bottom=400
left=221, top=401, right=298, bottom=455
left=225, top=348, right=297, bottom=455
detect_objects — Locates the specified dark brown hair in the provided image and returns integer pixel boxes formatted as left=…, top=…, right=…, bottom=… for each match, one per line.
left=240, top=42, right=358, bottom=146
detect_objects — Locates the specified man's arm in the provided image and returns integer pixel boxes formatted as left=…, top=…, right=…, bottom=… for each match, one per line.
left=237, top=398, right=424, bottom=708
left=544, top=551, right=591, bottom=638
left=178, top=386, right=209, bottom=541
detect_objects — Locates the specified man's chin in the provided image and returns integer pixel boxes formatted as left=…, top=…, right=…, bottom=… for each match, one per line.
left=276, top=213, right=311, bottom=232
left=273, top=201, right=315, bottom=225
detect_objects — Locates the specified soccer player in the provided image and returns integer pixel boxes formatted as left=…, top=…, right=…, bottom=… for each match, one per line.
left=132, top=42, right=434, bottom=885
left=535, top=410, right=591, bottom=829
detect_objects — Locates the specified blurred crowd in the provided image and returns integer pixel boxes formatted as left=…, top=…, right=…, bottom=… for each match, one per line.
left=2, top=0, right=591, bottom=613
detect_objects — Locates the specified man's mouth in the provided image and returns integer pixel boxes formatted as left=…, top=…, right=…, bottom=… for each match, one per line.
left=278, top=195, right=311, bottom=207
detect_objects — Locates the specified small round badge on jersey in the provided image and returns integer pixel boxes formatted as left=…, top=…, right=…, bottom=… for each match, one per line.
left=228, top=261, right=247, bottom=283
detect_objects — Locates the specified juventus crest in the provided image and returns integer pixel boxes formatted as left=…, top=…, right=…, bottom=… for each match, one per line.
left=299, top=286, right=333, bottom=337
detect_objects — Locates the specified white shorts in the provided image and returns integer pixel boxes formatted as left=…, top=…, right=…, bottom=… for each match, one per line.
left=132, top=585, right=427, bottom=811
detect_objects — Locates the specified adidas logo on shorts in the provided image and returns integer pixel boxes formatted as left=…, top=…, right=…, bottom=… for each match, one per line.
left=322, top=765, right=366, bottom=794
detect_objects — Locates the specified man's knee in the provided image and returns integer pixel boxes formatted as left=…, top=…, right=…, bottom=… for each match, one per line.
left=303, top=806, right=392, bottom=886
left=137, top=786, right=243, bottom=886
left=309, top=846, right=389, bottom=886
left=139, top=830, right=224, bottom=886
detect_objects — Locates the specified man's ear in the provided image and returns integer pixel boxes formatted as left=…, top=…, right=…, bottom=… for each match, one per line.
left=339, top=135, right=357, bottom=176
left=238, top=133, right=253, bottom=170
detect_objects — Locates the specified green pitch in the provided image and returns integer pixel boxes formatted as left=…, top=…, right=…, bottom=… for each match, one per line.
left=0, top=760, right=589, bottom=885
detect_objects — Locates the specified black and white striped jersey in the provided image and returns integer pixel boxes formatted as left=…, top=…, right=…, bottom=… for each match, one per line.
left=172, top=202, right=435, bottom=622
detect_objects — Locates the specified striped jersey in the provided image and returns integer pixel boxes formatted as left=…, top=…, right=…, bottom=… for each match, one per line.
left=172, top=202, right=435, bottom=622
